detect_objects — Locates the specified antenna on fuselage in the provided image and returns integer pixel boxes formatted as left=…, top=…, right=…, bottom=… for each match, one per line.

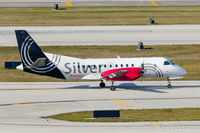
left=117, top=55, right=120, bottom=58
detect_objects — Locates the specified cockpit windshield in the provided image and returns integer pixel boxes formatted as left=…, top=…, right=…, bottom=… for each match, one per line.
left=164, top=61, right=175, bottom=65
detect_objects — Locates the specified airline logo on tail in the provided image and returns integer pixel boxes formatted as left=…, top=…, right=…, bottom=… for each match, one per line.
left=15, top=30, right=65, bottom=79
left=20, top=36, right=56, bottom=73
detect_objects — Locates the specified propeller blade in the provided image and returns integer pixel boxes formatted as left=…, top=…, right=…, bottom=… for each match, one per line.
left=140, top=62, right=145, bottom=82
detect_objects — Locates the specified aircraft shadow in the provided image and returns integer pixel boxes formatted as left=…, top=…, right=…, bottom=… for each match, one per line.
left=117, top=83, right=167, bottom=93
left=118, top=83, right=200, bottom=92
left=59, top=83, right=167, bottom=93
left=67, top=85, right=100, bottom=90
left=59, top=82, right=200, bottom=93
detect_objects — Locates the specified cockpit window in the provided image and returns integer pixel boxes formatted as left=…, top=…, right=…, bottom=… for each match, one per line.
left=164, top=61, right=175, bottom=65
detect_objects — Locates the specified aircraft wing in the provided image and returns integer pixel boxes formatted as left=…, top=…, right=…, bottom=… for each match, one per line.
left=82, top=73, right=102, bottom=80
left=82, top=68, right=142, bottom=81
left=169, top=77, right=183, bottom=79
left=102, top=68, right=142, bottom=81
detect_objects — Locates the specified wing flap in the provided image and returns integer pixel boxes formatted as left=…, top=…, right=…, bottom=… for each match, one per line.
left=82, top=73, right=102, bottom=80
left=169, top=77, right=183, bottom=79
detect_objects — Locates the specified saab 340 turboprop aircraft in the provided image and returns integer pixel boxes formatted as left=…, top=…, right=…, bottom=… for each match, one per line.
left=15, top=30, right=187, bottom=91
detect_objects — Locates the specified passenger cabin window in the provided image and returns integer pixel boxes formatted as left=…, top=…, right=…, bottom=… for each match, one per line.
left=104, top=65, right=107, bottom=68
left=91, top=65, right=96, bottom=68
left=110, top=65, right=112, bottom=68
left=126, top=64, right=128, bottom=67
left=131, top=64, right=134, bottom=67
left=115, top=64, right=118, bottom=68
left=164, top=61, right=175, bottom=65
left=121, top=64, right=123, bottom=67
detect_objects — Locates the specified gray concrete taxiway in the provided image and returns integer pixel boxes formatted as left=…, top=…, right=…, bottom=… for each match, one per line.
left=1, top=25, right=200, bottom=46
left=0, top=81, right=200, bottom=132
left=1, top=0, right=200, bottom=7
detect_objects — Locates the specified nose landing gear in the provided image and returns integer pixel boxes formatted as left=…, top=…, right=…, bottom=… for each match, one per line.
left=167, top=77, right=172, bottom=88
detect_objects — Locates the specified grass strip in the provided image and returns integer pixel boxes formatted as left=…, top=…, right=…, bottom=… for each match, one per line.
left=1, top=6, right=200, bottom=26
left=47, top=108, right=200, bottom=122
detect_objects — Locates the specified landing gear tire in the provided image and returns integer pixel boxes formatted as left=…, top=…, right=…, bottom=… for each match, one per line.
left=167, top=84, right=172, bottom=88
left=110, top=86, right=116, bottom=91
left=110, top=80, right=116, bottom=91
left=167, top=77, right=172, bottom=88
left=99, top=82, right=105, bottom=88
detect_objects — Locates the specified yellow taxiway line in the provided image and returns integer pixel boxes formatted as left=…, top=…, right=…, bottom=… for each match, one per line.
left=16, top=83, right=30, bottom=85
left=13, top=103, right=64, bottom=110
left=0, top=113, right=12, bottom=116
left=111, top=99, right=133, bottom=108
left=2, top=122, right=49, bottom=126
left=151, top=2, right=160, bottom=6
left=65, top=2, right=74, bottom=7
left=151, top=122, right=163, bottom=126
left=0, top=113, right=25, bottom=116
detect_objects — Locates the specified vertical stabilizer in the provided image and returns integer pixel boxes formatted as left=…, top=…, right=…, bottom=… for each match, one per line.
left=15, top=30, right=65, bottom=79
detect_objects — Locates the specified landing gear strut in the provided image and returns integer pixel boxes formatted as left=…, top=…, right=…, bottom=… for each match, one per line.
left=110, top=80, right=116, bottom=91
left=99, top=80, right=105, bottom=88
left=167, top=77, right=172, bottom=88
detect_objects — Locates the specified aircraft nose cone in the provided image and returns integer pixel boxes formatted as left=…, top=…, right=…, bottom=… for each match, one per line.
left=178, top=66, right=187, bottom=76
left=182, top=69, right=187, bottom=75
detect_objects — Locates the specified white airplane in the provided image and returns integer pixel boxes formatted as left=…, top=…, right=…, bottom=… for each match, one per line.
left=15, top=30, right=187, bottom=91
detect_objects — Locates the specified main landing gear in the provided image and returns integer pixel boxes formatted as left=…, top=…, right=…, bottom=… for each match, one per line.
left=99, top=80, right=116, bottom=91
left=99, top=80, right=105, bottom=88
left=110, top=80, right=116, bottom=91
left=167, top=77, right=172, bottom=88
